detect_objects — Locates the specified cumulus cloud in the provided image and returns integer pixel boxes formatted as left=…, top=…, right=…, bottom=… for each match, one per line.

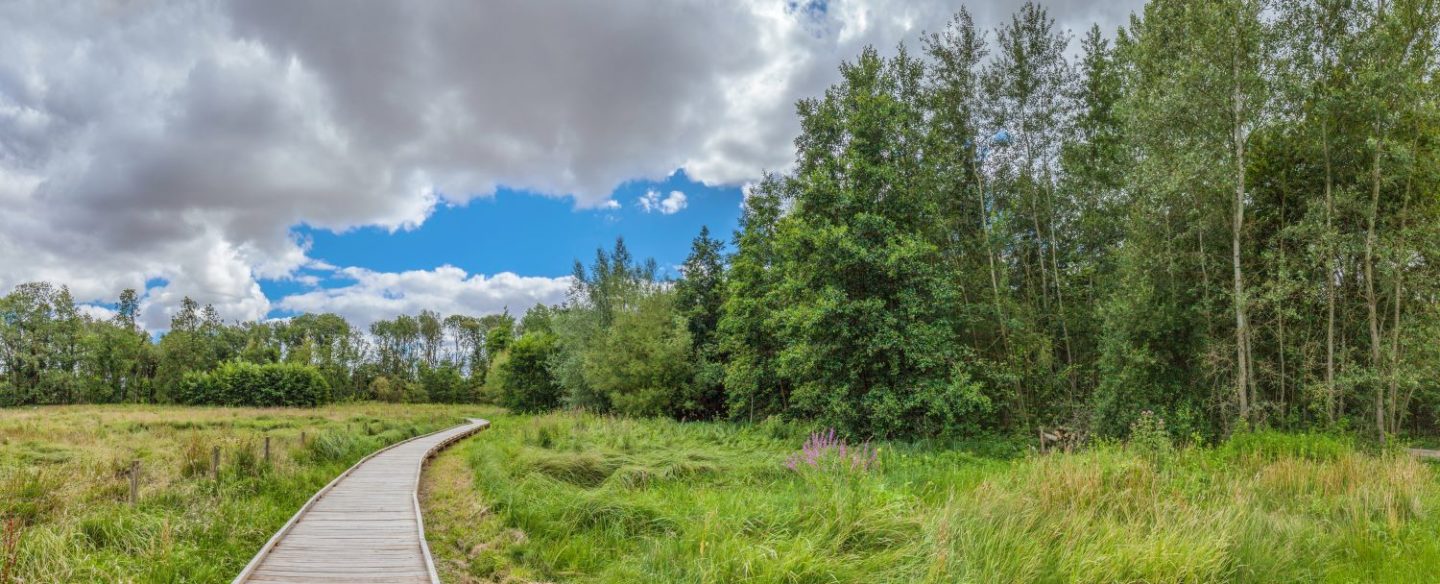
left=277, top=266, right=572, bottom=331
left=638, top=189, right=689, bottom=215
left=0, top=0, right=1142, bottom=327
left=77, top=304, right=118, bottom=322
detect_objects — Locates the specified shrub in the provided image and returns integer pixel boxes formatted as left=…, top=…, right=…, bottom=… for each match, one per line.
left=175, top=361, right=330, bottom=407
left=496, top=332, right=563, bottom=413
left=420, top=364, right=468, bottom=404
left=372, top=376, right=398, bottom=403
left=582, top=291, right=693, bottom=417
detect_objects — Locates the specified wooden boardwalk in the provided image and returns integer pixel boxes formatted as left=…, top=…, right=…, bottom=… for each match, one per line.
left=234, top=419, right=489, bottom=584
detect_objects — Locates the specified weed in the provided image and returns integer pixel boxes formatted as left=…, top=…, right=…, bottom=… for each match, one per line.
left=1128, top=410, right=1173, bottom=464
left=0, top=517, right=21, bottom=584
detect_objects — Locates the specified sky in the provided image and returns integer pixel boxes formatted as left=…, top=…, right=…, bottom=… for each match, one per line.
left=0, top=0, right=1142, bottom=331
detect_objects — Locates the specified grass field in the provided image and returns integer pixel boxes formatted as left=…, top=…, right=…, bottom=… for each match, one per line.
left=0, top=403, right=492, bottom=583
left=422, top=412, right=1440, bottom=584
left=3, top=405, right=1438, bottom=583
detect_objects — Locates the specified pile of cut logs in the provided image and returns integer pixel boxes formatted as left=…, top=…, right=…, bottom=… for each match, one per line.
left=1038, top=427, right=1082, bottom=453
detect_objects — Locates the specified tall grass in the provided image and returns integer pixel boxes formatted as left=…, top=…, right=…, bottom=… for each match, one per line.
left=0, top=403, right=492, bottom=582
left=423, top=414, right=1440, bottom=583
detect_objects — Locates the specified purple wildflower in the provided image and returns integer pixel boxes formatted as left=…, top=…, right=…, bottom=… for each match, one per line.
left=784, top=428, right=879, bottom=475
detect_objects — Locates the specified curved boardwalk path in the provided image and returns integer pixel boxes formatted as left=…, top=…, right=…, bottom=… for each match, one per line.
left=234, top=418, right=489, bottom=584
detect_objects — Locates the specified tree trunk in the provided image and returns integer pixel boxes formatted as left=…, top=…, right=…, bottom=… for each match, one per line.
left=1323, top=124, right=1338, bottom=423
left=1387, top=149, right=1413, bottom=434
left=1364, top=145, right=1384, bottom=444
left=974, top=152, right=1023, bottom=424
left=1044, top=174, right=1077, bottom=397
left=1231, top=47, right=1251, bottom=423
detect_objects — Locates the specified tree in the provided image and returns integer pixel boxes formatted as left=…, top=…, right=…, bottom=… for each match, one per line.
left=675, top=226, right=727, bottom=418
left=583, top=290, right=693, bottom=417
left=766, top=46, right=992, bottom=437
left=418, top=309, right=444, bottom=368
left=719, top=175, right=791, bottom=422
left=983, top=2, right=1077, bottom=414
left=494, top=331, right=562, bottom=413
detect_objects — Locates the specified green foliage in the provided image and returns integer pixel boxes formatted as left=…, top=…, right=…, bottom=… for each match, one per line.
left=585, top=291, right=693, bottom=417
left=674, top=226, right=728, bottom=419
left=723, top=44, right=999, bottom=438
left=419, top=364, right=471, bottom=404
left=175, top=361, right=330, bottom=407
left=1220, top=430, right=1354, bottom=463
left=494, top=332, right=563, bottom=413
left=550, top=238, right=696, bottom=419
left=1127, top=410, right=1173, bottom=464
left=719, top=175, right=791, bottom=423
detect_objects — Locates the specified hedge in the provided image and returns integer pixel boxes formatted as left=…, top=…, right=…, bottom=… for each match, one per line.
left=177, top=361, right=331, bottom=407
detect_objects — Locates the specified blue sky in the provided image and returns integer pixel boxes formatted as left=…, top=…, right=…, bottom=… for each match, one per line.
left=260, top=170, right=744, bottom=319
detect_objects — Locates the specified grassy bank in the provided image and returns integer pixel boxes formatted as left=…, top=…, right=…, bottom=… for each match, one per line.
left=422, top=412, right=1440, bottom=583
left=0, top=403, right=492, bottom=583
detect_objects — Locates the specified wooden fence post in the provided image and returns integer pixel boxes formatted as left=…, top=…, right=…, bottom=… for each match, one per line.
left=129, top=460, right=139, bottom=505
left=264, top=435, right=271, bottom=464
left=212, top=446, right=220, bottom=481
left=300, top=431, right=307, bottom=446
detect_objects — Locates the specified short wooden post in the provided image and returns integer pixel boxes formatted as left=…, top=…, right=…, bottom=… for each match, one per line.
left=300, top=431, right=306, bottom=446
left=128, top=460, right=140, bottom=505
left=212, top=446, right=221, bottom=481
left=264, top=435, right=271, bottom=464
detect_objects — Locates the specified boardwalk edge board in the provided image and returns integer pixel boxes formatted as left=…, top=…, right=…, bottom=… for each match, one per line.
left=232, top=418, right=490, bottom=584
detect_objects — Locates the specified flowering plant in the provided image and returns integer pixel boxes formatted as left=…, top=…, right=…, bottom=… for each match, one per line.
left=784, top=428, right=878, bottom=474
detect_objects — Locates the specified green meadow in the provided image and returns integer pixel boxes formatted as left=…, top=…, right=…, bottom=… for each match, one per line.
left=0, top=404, right=489, bottom=583
left=423, top=411, right=1440, bottom=584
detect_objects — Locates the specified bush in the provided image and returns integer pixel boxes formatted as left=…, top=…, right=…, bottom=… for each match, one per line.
left=175, top=361, right=330, bottom=407
left=419, top=364, right=469, bottom=404
left=582, top=291, right=693, bottom=417
left=496, top=332, right=563, bottom=413
left=372, top=376, right=428, bottom=403
left=371, top=376, right=398, bottom=402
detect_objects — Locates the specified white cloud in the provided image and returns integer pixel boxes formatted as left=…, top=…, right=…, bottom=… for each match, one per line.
left=0, top=0, right=1143, bottom=323
left=660, top=191, right=688, bottom=214
left=638, top=189, right=689, bottom=215
left=77, top=304, right=118, bottom=322
left=276, top=266, right=571, bottom=330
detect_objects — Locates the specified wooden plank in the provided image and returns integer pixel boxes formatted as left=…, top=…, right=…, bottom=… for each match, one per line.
left=233, top=418, right=489, bottom=584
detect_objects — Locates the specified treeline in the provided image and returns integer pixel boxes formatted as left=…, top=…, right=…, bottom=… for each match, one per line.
left=0, top=284, right=517, bottom=407
left=3, top=0, right=1438, bottom=441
